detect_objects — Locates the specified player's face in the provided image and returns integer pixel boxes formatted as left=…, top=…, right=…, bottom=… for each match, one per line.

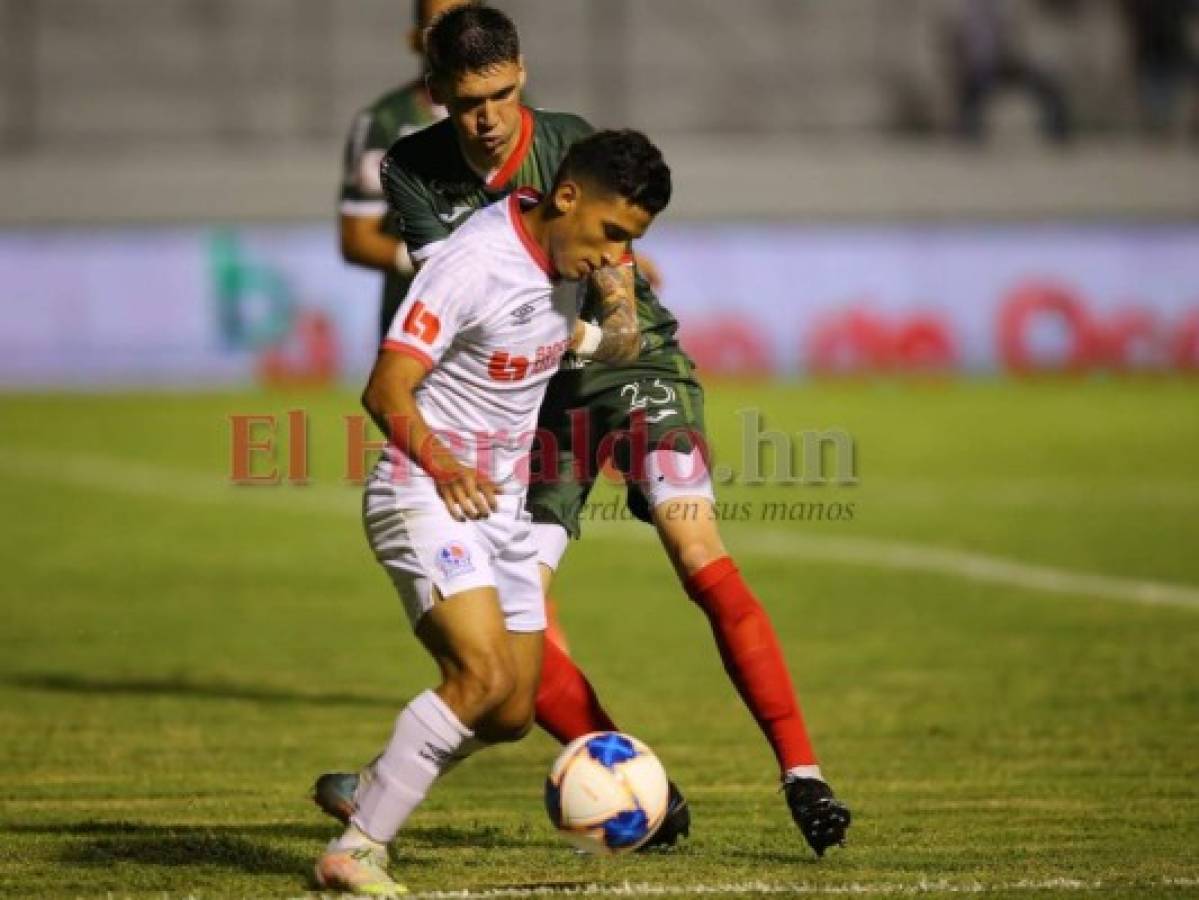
left=548, top=182, right=655, bottom=282
left=434, top=60, right=526, bottom=165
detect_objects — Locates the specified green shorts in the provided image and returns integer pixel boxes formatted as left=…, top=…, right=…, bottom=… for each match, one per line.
left=527, top=366, right=708, bottom=539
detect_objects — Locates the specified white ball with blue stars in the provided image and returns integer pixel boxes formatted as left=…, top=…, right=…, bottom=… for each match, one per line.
left=544, top=731, right=670, bottom=854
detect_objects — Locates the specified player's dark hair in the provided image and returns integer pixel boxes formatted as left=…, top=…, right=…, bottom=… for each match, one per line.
left=425, top=5, right=519, bottom=80
left=554, top=130, right=672, bottom=216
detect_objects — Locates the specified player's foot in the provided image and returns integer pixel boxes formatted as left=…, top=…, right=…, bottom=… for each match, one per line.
left=783, top=776, right=851, bottom=858
left=314, top=842, right=406, bottom=896
left=638, top=780, right=691, bottom=851
left=312, top=771, right=362, bottom=825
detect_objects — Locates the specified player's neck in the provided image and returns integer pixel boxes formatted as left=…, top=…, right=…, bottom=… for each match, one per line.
left=460, top=121, right=523, bottom=184
left=518, top=204, right=556, bottom=280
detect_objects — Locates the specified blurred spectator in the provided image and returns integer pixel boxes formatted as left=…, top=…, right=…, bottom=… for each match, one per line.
left=943, top=0, right=1073, bottom=143
left=338, top=0, right=474, bottom=340
left=1119, top=0, right=1198, bottom=137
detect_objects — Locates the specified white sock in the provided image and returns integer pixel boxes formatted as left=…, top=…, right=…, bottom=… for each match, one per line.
left=332, top=823, right=385, bottom=854
left=443, top=736, right=489, bottom=775
left=350, top=690, right=474, bottom=844
left=785, top=764, right=824, bottom=782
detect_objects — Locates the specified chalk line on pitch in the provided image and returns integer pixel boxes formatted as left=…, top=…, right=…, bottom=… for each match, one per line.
left=2, top=447, right=1198, bottom=611
left=304, top=875, right=1199, bottom=898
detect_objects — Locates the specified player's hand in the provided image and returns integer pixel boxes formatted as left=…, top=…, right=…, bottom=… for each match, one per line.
left=633, top=252, right=663, bottom=291
left=435, top=466, right=499, bottom=521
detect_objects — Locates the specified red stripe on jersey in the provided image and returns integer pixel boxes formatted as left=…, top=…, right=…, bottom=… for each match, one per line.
left=381, top=340, right=434, bottom=371
left=508, top=191, right=556, bottom=279
left=486, top=107, right=535, bottom=192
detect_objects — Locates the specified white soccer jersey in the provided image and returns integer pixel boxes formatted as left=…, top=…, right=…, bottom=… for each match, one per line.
left=380, top=190, right=582, bottom=489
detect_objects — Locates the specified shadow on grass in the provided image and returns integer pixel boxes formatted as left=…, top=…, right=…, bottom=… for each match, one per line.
left=58, top=827, right=310, bottom=876
left=725, top=846, right=828, bottom=865
left=5, top=672, right=402, bottom=709
left=12, top=821, right=555, bottom=877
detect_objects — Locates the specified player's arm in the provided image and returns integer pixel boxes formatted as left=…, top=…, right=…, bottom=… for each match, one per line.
left=339, top=214, right=414, bottom=275
left=338, top=109, right=415, bottom=275
left=573, top=259, right=640, bottom=365
left=362, top=352, right=498, bottom=521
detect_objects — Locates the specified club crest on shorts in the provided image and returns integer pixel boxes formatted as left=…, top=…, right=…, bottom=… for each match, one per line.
left=436, top=541, right=475, bottom=578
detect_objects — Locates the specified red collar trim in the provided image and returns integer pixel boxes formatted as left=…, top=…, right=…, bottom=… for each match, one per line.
left=486, top=107, right=534, bottom=192
left=508, top=189, right=556, bottom=279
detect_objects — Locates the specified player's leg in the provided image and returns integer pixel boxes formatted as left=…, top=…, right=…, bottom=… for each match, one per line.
left=526, top=421, right=692, bottom=850
left=316, top=585, right=511, bottom=894
left=529, top=524, right=620, bottom=743
left=526, top=396, right=624, bottom=744
left=651, top=488, right=819, bottom=774
left=627, top=380, right=850, bottom=856
left=649, top=481, right=850, bottom=854
left=315, top=482, right=527, bottom=893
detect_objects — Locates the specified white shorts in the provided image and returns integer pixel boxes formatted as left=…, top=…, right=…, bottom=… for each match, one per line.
left=363, top=472, right=546, bottom=634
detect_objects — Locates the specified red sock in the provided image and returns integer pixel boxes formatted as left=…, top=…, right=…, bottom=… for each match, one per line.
left=685, top=556, right=817, bottom=773
left=535, top=634, right=618, bottom=744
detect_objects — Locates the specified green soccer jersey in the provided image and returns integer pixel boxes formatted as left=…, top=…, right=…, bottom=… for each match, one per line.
left=339, top=78, right=442, bottom=338
left=380, top=106, right=689, bottom=387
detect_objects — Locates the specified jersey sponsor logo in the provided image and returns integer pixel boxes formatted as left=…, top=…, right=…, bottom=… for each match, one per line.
left=644, top=409, right=679, bottom=424
left=511, top=302, right=537, bottom=324
left=402, top=300, right=441, bottom=344
left=436, top=204, right=474, bottom=225
left=487, top=350, right=530, bottom=382
left=436, top=541, right=475, bottom=578
left=487, top=338, right=570, bottom=383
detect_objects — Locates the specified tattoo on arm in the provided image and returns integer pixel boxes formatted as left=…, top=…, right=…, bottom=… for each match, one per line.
left=589, top=264, right=641, bottom=364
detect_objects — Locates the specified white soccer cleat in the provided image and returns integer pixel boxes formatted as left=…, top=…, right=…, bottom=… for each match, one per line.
left=314, top=842, right=406, bottom=896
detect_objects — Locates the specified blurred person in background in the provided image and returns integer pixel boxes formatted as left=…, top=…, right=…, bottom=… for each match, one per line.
left=338, top=0, right=475, bottom=340
left=1120, top=0, right=1198, bottom=137
left=943, top=0, right=1073, bottom=143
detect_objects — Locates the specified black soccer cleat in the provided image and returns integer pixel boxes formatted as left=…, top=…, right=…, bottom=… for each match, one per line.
left=783, top=776, right=851, bottom=858
left=638, top=781, right=691, bottom=851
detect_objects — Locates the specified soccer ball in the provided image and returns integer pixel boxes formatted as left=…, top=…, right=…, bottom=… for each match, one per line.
left=544, top=731, right=670, bottom=854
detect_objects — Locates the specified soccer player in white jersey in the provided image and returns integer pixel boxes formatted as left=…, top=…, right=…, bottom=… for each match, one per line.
left=314, top=130, right=672, bottom=896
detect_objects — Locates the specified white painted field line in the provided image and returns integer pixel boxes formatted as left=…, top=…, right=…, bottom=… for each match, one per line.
left=3, top=447, right=1198, bottom=611
left=582, top=518, right=1199, bottom=610
left=738, top=530, right=1199, bottom=610
left=0, top=447, right=357, bottom=518
left=386, top=875, right=1199, bottom=899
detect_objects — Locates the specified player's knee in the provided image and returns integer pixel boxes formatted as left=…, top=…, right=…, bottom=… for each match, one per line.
left=445, top=653, right=517, bottom=720
left=665, top=531, right=727, bottom=579
left=655, top=504, right=727, bottom=577
left=476, top=693, right=536, bottom=743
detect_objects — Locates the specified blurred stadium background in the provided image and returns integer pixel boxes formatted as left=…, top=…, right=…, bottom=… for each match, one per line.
left=1, top=0, right=1197, bottom=384
left=2, top=1, right=1198, bottom=896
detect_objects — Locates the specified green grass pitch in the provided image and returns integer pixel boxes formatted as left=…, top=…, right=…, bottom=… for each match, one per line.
left=1, top=380, right=1197, bottom=898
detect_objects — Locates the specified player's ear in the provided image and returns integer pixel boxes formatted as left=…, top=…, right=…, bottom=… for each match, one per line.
left=409, top=26, right=422, bottom=55
left=551, top=180, right=579, bottom=216
left=516, top=56, right=528, bottom=95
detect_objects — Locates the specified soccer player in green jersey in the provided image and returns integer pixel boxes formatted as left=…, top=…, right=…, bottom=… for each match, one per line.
left=338, top=0, right=474, bottom=338
left=320, top=5, right=851, bottom=858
